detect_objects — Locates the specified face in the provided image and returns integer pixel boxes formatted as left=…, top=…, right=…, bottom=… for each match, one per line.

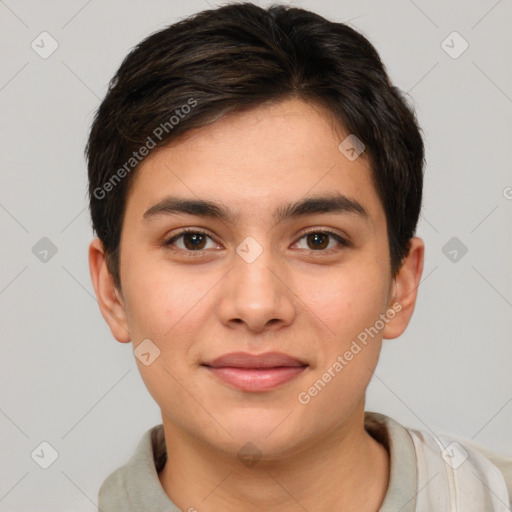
left=90, top=98, right=423, bottom=461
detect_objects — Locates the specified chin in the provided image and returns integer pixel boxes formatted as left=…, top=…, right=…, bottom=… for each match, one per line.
left=218, top=413, right=306, bottom=454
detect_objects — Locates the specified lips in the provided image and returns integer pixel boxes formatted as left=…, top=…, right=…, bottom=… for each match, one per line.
left=202, top=351, right=308, bottom=392
left=205, top=351, right=307, bottom=369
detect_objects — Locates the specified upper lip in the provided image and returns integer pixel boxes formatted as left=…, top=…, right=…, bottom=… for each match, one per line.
left=202, top=351, right=308, bottom=369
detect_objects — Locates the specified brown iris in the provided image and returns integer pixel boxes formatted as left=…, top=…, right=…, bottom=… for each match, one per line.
left=306, top=232, right=329, bottom=250
left=183, top=232, right=207, bottom=250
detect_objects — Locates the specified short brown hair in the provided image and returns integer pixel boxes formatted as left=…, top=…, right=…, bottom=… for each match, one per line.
left=86, top=2, right=424, bottom=291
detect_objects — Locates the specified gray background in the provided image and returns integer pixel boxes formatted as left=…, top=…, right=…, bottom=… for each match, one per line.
left=0, top=0, right=511, bottom=510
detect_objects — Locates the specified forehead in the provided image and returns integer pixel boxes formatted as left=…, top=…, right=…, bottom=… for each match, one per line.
left=123, top=98, right=383, bottom=225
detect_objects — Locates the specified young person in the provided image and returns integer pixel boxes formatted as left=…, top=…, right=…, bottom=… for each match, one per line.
left=86, top=3, right=512, bottom=510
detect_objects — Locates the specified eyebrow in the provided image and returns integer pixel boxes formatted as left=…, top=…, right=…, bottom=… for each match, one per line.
left=142, top=193, right=369, bottom=225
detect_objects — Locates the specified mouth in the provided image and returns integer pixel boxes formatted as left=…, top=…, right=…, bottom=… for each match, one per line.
left=201, top=351, right=309, bottom=392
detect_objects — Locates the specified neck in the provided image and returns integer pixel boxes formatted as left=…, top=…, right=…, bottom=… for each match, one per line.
left=158, top=409, right=390, bottom=512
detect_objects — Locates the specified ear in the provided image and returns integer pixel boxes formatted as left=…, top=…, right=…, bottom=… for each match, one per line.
left=382, top=237, right=424, bottom=340
left=88, top=238, right=131, bottom=343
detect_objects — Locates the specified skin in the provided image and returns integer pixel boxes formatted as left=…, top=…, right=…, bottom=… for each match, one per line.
left=89, top=97, right=424, bottom=511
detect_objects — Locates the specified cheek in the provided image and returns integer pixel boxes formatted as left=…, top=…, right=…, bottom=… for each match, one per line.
left=123, top=258, right=211, bottom=340
left=124, top=266, right=206, bottom=422
left=122, top=261, right=213, bottom=386
left=296, top=261, right=390, bottom=341
left=294, top=270, right=386, bottom=421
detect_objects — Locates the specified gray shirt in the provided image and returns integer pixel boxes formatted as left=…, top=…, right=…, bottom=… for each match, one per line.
left=98, top=412, right=512, bottom=511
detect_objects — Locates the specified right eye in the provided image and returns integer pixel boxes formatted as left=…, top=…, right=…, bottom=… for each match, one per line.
left=163, top=229, right=220, bottom=252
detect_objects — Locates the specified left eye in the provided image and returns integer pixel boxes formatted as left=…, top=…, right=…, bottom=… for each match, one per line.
left=295, top=231, right=347, bottom=251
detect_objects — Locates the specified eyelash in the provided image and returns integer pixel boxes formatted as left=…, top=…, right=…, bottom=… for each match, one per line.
left=163, top=228, right=350, bottom=256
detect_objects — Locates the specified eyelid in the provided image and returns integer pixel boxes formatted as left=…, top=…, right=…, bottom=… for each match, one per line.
left=297, top=227, right=349, bottom=241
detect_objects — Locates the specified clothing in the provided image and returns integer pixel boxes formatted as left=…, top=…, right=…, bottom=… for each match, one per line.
left=98, top=411, right=512, bottom=511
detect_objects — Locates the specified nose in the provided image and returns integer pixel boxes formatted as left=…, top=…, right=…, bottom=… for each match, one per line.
left=216, top=240, right=296, bottom=334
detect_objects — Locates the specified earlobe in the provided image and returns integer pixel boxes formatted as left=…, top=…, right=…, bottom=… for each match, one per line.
left=88, top=238, right=131, bottom=343
left=383, top=237, right=425, bottom=340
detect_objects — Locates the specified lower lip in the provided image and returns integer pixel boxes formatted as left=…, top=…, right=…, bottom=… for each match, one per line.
left=204, top=366, right=307, bottom=392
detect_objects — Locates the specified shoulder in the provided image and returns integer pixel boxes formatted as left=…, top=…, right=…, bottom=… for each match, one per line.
left=98, top=424, right=169, bottom=510
left=408, top=427, right=512, bottom=510
left=365, top=412, right=512, bottom=510
left=463, top=439, right=512, bottom=502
